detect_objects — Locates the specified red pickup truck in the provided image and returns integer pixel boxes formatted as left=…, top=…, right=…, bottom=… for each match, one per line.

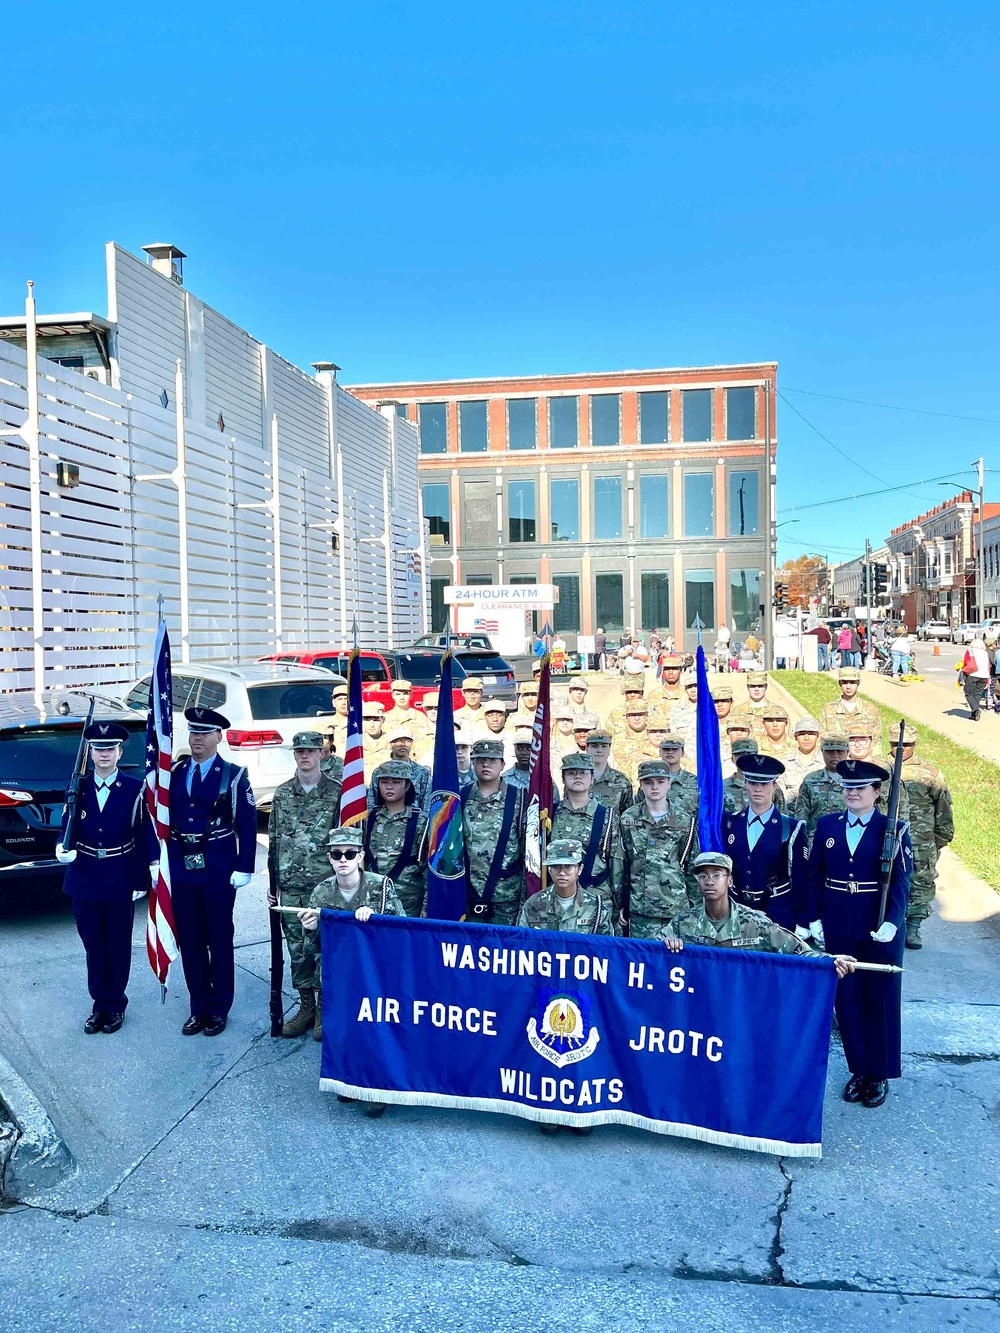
left=256, top=650, right=464, bottom=715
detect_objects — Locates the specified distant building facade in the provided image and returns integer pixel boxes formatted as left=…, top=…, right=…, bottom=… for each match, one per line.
left=884, top=492, right=1000, bottom=627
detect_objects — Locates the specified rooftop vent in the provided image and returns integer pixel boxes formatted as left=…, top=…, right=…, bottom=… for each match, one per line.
left=142, top=243, right=186, bottom=285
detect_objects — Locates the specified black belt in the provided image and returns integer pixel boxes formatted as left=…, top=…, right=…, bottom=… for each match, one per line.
left=743, top=881, right=791, bottom=901
left=827, top=878, right=878, bottom=894
left=77, top=840, right=135, bottom=860
left=171, top=829, right=234, bottom=845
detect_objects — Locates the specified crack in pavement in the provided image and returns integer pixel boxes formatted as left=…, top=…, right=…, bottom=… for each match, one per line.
left=769, top=1159, right=793, bottom=1286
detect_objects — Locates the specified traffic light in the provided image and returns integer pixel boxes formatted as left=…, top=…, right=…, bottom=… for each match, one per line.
left=773, top=582, right=789, bottom=613
left=859, top=565, right=869, bottom=597
left=873, top=563, right=889, bottom=596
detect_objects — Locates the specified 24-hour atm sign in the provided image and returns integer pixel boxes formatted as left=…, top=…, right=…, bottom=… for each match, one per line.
left=445, top=585, right=560, bottom=608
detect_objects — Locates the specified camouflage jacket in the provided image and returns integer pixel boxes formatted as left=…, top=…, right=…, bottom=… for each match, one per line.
left=550, top=796, right=624, bottom=910
left=321, top=753, right=344, bottom=783
left=818, top=697, right=884, bottom=753
left=781, top=752, right=824, bottom=809
left=367, top=760, right=431, bottom=812
left=731, top=699, right=769, bottom=740
left=516, top=885, right=614, bottom=935
left=901, top=756, right=954, bottom=855
left=502, top=765, right=531, bottom=791
left=667, top=769, right=700, bottom=822
left=647, top=684, right=685, bottom=711
left=462, top=782, right=526, bottom=912
left=758, top=733, right=798, bottom=762
left=723, top=773, right=788, bottom=816
left=364, top=804, right=428, bottom=916
left=592, top=765, right=634, bottom=816
left=611, top=730, right=651, bottom=784
left=660, top=900, right=814, bottom=954
left=267, top=772, right=341, bottom=895
left=669, top=700, right=697, bottom=750
left=307, top=869, right=406, bottom=916
left=620, top=803, right=700, bottom=922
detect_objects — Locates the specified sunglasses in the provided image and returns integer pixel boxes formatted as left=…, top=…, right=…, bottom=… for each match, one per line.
left=329, top=848, right=360, bottom=861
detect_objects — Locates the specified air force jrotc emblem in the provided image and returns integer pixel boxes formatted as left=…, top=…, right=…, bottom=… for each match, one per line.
left=526, top=990, right=600, bottom=1068
left=98, top=723, right=110, bottom=735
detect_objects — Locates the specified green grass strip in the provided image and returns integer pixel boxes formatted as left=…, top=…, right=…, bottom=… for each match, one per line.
left=773, top=670, right=999, bottom=893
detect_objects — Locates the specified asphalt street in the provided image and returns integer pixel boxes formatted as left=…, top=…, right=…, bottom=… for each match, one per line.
left=1, top=676, right=998, bottom=1330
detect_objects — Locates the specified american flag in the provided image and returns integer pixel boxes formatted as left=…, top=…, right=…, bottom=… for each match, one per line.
left=473, top=617, right=499, bottom=634
left=338, top=649, right=367, bottom=827
left=524, top=655, right=556, bottom=897
left=144, top=621, right=178, bottom=986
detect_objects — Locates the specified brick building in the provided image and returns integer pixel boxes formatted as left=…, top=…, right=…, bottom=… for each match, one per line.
left=347, top=364, right=775, bottom=652
left=885, top=492, right=1000, bottom=628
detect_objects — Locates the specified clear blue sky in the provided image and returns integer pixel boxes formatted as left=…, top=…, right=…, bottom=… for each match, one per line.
left=3, top=3, right=997, bottom=564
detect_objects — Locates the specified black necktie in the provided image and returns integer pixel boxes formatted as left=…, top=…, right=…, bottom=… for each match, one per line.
left=191, top=764, right=203, bottom=799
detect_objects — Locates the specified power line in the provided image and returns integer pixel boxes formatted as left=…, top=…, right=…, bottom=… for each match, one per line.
left=778, top=468, right=969, bottom=515
left=783, top=386, right=1000, bottom=426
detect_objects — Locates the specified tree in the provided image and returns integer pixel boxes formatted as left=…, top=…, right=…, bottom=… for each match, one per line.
left=777, top=555, right=827, bottom=609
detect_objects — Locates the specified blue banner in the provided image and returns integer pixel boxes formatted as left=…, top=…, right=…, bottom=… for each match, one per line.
left=319, top=914, right=839, bottom=1157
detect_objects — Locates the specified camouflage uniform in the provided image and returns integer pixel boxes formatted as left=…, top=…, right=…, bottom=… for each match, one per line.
left=267, top=771, right=342, bottom=990
left=661, top=900, right=814, bottom=955
left=517, top=885, right=614, bottom=935
left=550, top=796, right=624, bottom=911
left=503, top=763, right=531, bottom=790
left=591, top=764, right=634, bottom=816
left=463, top=773, right=527, bottom=925
left=723, top=772, right=788, bottom=816
left=818, top=696, right=884, bottom=754
left=666, top=768, right=700, bottom=821
left=900, top=753, right=953, bottom=925
left=365, top=762, right=429, bottom=917
left=795, top=762, right=909, bottom=846
left=303, top=870, right=406, bottom=988
left=321, top=752, right=344, bottom=783
left=758, top=707, right=798, bottom=762
left=620, top=800, right=700, bottom=939
left=730, top=698, right=769, bottom=742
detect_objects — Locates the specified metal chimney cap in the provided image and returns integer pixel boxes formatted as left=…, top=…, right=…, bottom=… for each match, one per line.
left=312, top=361, right=341, bottom=375
left=142, top=243, right=187, bottom=260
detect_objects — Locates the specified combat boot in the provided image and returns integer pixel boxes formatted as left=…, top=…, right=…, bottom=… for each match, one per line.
left=905, top=920, right=923, bottom=950
left=313, top=987, right=323, bottom=1042
left=281, top=988, right=316, bottom=1038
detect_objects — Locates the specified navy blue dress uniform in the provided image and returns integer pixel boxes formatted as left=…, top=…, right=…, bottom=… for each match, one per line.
left=722, top=754, right=808, bottom=932
left=808, top=760, right=911, bottom=1108
left=58, top=723, right=156, bottom=1034
left=169, top=708, right=257, bottom=1034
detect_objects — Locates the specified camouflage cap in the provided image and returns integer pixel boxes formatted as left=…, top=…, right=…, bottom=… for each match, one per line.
left=730, top=738, right=759, bottom=756
left=482, top=698, right=507, bottom=714
left=661, top=653, right=685, bottom=668
left=553, top=703, right=574, bottom=721
left=462, top=677, right=484, bottom=691
left=332, top=683, right=349, bottom=698
left=820, top=733, right=850, bottom=751
left=712, top=683, right=734, bottom=701
left=471, top=738, right=505, bottom=760
left=531, top=658, right=542, bottom=673
left=889, top=723, right=918, bottom=746
left=518, top=681, right=539, bottom=695
left=658, top=733, right=686, bottom=749
left=544, top=838, right=584, bottom=866
left=567, top=678, right=589, bottom=692
left=390, top=679, right=413, bottom=692
left=572, top=710, right=599, bottom=731
left=586, top=729, right=613, bottom=746
left=625, top=700, right=649, bottom=715
left=422, top=691, right=440, bottom=708
left=726, top=719, right=753, bottom=734
left=327, top=825, right=363, bottom=849
left=846, top=721, right=874, bottom=738
left=793, top=715, right=821, bottom=735
left=386, top=724, right=415, bottom=743
left=513, top=727, right=533, bottom=745
left=621, top=679, right=645, bottom=694
left=453, top=730, right=474, bottom=748
left=646, top=715, right=672, bottom=734
left=746, top=671, right=768, bottom=685
left=682, top=672, right=698, bottom=688
left=838, top=666, right=861, bottom=682
left=692, top=850, right=733, bottom=873
left=561, top=752, right=594, bottom=772
left=362, top=701, right=385, bottom=719
left=291, top=730, right=325, bottom=750
left=761, top=704, right=789, bottom=721
left=638, top=759, right=671, bottom=781
left=374, top=759, right=414, bottom=782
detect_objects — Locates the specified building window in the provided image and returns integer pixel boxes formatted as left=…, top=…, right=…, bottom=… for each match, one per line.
left=422, top=483, right=451, bottom=546
left=395, top=402, right=409, bottom=419
left=430, top=576, right=449, bottom=632
left=595, top=572, right=624, bottom=631
left=682, top=389, right=712, bottom=442
left=728, top=471, right=759, bottom=536
left=591, top=393, right=620, bottom=447
left=593, top=476, right=623, bottom=540
left=730, top=568, right=760, bottom=633
left=639, top=390, right=669, bottom=444
left=641, top=572, right=670, bottom=631
left=418, top=402, right=447, bottom=454
left=466, top=574, right=493, bottom=585
left=511, top=573, right=538, bottom=632
left=639, top=474, right=669, bottom=539
left=685, top=569, right=715, bottom=629
left=684, top=473, right=715, bottom=537
left=550, top=478, right=580, bottom=542
left=549, top=396, right=578, bottom=449
left=463, top=480, right=495, bottom=546
left=508, top=398, right=536, bottom=451
left=726, top=387, right=756, bottom=440
left=553, top=574, right=581, bottom=633
left=508, top=480, right=536, bottom=543
left=459, top=400, right=488, bottom=452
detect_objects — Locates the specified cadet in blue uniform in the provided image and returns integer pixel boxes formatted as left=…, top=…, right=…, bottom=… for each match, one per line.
left=807, top=759, right=911, bottom=1109
left=722, top=753, right=808, bottom=932
left=169, top=707, right=257, bottom=1036
left=55, top=722, right=154, bottom=1034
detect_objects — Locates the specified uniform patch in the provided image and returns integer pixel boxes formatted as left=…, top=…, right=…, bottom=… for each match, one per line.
left=527, top=990, right=600, bottom=1068
left=826, top=837, right=835, bottom=849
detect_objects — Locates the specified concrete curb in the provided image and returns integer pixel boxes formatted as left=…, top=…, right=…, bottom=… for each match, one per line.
left=0, top=1051, right=74, bottom=1201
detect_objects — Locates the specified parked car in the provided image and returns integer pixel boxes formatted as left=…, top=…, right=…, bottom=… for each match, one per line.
left=0, top=693, right=148, bottom=884
left=120, top=662, right=346, bottom=808
left=410, top=633, right=494, bottom=650
left=979, top=618, right=1000, bottom=641
left=916, top=620, right=952, bottom=642
left=389, top=649, right=518, bottom=709
left=951, top=622, right=981, bottom=645
left=256, top=649, right=463, bottom=713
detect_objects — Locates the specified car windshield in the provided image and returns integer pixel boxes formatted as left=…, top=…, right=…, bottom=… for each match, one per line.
left=311, top=654, right=384, bottom=682
left=391, top=654, right=442, bottom=685
left=0, top=726, right=146, bottom=784
left=246, top=681, right=339, bottom=719
left=454, top=654, right=510, bottom=673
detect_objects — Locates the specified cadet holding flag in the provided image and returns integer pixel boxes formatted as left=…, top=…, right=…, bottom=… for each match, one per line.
left=424, top=652, right=468, bottom=921
left=722, top=754, right=808, bottom=933
left=464, top=739, right=527, bottom=923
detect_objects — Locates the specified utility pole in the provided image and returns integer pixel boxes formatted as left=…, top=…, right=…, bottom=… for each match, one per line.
left=974, top=457, right=985, bottom=622
left=865, top=537, right=872, bottom=630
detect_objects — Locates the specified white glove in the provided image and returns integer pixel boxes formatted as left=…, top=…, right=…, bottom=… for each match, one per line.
left=230, top=871, right=252, bottom=889
left=132, top=890, right=147, bottom=901
left=870, top=921, right=897, bottom=943
left=794, top=925, right=811, bottom=941
left=809, top=920, right=825, bottom=949
left=55, top=843, right=77, bottom=864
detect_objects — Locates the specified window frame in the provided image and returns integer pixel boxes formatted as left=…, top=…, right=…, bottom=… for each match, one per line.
left=590, top=393, right=621, bottom=448
left=418, top=401, right=448, bottom=455
left=507, top=397, right=537, bottom=452
left=681, top=388, right=713, bottom=443
left=593, top=475, right=623, bottom=541
left=549, top=396, right=579, bottom=450
left=459, top=399, right=489, bottom=453
left=508, top=479, right=537, bottom=544
left=683, top=471, right=715, bottom=538
left=550, top=476, right=580, bottom=543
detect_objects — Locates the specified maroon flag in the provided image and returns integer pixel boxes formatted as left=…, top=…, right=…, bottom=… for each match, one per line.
left=524, top=655, right=556, bottom=897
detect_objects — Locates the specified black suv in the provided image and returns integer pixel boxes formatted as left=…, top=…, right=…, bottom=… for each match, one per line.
left=0, top=694, right=148, bottom=883
left=390, top=649, right=518, bottom=708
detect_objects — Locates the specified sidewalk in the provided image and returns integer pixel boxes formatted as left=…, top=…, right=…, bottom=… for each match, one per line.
left=858, top=669, right=1000, bottom=764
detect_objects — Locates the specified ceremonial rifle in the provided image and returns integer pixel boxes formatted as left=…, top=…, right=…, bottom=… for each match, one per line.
left=61, top=695, right=96, bottom=853
left=876, top=719, right=907, bottom=930
left=267, top=841, right=285, bottom=1037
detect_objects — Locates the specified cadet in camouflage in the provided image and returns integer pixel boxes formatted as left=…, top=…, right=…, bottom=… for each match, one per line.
left=612, top=700, right=650, bottom=783
left=794, top=734, right=851, bottom=844
left=463, top=737, right=526, bottom=925
left=605, top=680, right=647, bottom=736
left=620, top=759, right=700, bottom=939
left=758, top=704, right=798, bottom=761
left=658, top=735, right=700, bottom=821
left=365, top=760, right=429, bottom=917
left=648, top=653, right=686, bottom=707
left=818, top=668, right=884, bottom=754
left=362, top=701, right=391, bottom=781
left=889, top=724, right=954, bottom=949
left=516, top=838, right=614, bottom=935
left=586, top=729, right=635, bottom=816
left=780, top=716, right=824, bottom=808
left=722, top=738, right=788, bottom=815
left=730, top=671, right=771, bottom=740
left=503, top=727, right=534, bottom=791
left=550, top=753, right=624, bottom=910
left=666, top=672, right=699, bottom=754
left=326, top=683, right=350, bottom=759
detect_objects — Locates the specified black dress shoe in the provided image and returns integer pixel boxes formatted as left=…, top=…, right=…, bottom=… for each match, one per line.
left=203, top=1015, right=227, bottom=1037
left=101, top=1012, right=124, bottom=1034
left=537, top=1123, right=560, bottom=1136
left=843, top=1074, right=867, bottom=1103
left=571, top=1127, right=593, bottom=1137
left=182, top=1014, right=207, bottom=1036
left=84, top=1011, right=106, bottom=1035
left=862, top=1079, right=888, bottom=1108
left=336, top=1094, right=354, bottom=1104
left=363, top=1101, right=386, bottom=1119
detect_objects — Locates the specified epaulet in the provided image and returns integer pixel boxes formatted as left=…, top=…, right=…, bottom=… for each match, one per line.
left=171, top=758, right=188, bottom=772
